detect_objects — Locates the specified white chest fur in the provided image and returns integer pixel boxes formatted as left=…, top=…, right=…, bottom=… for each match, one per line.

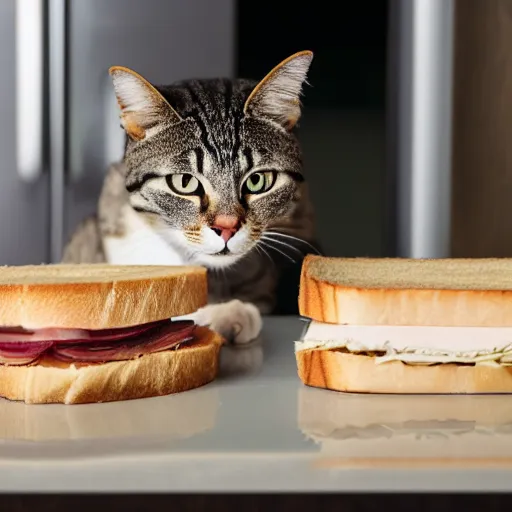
left=103, top=205, right=184, bottom=266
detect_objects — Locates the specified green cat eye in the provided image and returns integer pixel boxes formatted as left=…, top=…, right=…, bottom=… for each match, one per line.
left=166, top=173, right=201, bottom=195
left=243, top=171, right=275, bottom=194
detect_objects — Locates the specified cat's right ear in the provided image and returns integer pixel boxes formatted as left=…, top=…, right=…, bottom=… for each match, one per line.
left=108, top=66, right=182, bottom=141
left=244, top=50, right=313, bottom=131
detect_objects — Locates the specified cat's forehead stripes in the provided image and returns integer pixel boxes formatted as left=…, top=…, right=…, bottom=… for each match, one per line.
left=192, top=147, right=204, bottom=174
left=123, top=78, right=304, bottom=185
left=157, top=78, right=253, bottom=170
left=242, top=147, right=254, bottom=173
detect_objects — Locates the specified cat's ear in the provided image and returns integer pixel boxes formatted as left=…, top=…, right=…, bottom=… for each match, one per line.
left=108, top=66, right=182, bottom=141
left=243, top=50, right=313, bottom=130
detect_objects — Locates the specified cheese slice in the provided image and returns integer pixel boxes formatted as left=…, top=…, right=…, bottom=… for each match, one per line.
left=295, top=321, right=512, bottom=366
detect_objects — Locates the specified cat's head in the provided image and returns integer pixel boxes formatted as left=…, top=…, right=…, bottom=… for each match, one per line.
left=109, top=51, right=313, bottom=268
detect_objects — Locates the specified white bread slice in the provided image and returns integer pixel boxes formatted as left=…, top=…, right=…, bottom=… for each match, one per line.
left=0, top=326, right=223, bottom=404
left=0, top=264, right=207, bottom=329
left=299, top=255, right=512, bottom=327
left=296, top=347, right=512, bottom=394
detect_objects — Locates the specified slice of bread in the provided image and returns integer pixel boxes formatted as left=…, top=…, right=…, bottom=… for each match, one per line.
left=0, top=326, right=223, bottom=404
left=296, top=347, right=512, bottom=394
left=0, top=264, right=207, bottom=329
left=299, top=255, right=512, bottom=327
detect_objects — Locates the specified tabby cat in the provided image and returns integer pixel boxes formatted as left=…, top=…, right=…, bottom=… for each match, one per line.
left=62, top=50, right=318, bottom=344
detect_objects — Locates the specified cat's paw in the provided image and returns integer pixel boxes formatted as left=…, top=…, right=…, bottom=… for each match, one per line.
left=194, top=300, right=262, bottom=345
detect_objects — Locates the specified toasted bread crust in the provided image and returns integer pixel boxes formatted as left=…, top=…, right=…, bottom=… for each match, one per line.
left=0, top=326, right=223, bottom=404
left=0, top=264, right=207, bottom=329
left=296, top=348, right=512, bottom=394
left=299, top=255, right=512, bottom=327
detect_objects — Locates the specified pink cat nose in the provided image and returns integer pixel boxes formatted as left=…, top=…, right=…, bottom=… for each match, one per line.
left=212, top=215, right=240, bottom=243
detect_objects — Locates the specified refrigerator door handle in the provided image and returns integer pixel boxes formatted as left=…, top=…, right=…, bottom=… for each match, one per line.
left=393, top=0, right=455, bottom=259
left=15, top=0, right=45, bottom=183
left=49, top=0, right=67, bottom=263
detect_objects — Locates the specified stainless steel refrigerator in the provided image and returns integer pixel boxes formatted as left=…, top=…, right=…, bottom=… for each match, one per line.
left=3, top=0, right=459, bottom=267
left=1, top=0, right=234, bottom=265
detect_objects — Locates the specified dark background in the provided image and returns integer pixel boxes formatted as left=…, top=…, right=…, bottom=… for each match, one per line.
left=237, top=1, right=389, bottom=110
left=237, top=1, right=389, bottom=259
left=237, top=1, right=390, bottom=313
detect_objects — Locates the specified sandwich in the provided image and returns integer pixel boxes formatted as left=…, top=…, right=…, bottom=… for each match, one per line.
left=295, top=255, right=512, bottom=394
left=298, top=386, right=512, bottom=463
left=0, top=264, right=223, bottom=404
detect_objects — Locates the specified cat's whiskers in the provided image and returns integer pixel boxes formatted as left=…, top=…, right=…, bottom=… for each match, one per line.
left=183, top=230, right=203, bottom=244
left=258, top=239, right=297, bottom=264
left=254, top=243, right=275, bottom=266
left=184, top=237, right=203, bottom=245
left=260, top=234, right=304, bottom=257
left=264, top=230, right=321, bottom=254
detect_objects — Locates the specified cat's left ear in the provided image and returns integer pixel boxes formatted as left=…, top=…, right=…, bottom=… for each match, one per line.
left=243, top=50, right=313, bottom=131
left=108, top=66, right=183, bottom=141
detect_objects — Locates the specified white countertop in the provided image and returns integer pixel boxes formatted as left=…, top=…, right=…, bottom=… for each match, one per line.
left=1, top=316, right=512, bottom=492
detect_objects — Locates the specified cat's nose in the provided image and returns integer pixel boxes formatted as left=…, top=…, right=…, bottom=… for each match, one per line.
left=212, top=215, right=240, bottom=243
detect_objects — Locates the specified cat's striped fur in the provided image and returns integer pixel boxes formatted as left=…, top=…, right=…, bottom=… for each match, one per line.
left=63, top=51, right=318, bottom=342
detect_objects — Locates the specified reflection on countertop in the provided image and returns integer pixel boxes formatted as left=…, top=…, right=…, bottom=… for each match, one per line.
left=0, top=335, right=264, bottom=455
left=297, top=386, right=512, bottom=460
left=218, top=336, right=264, bottom=379
left=0, top=384, right=219, bottom=443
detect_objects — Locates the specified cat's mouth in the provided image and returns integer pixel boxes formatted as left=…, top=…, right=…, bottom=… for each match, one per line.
left=214, top=247, right=231, bottom=256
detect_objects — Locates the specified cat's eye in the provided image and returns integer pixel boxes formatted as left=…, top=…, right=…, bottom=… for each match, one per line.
left=166, top=173, right=202, bottom=195
left=243, top=171, right=276, bottom=194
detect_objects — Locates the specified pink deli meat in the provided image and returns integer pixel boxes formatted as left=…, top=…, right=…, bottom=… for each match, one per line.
left=0, top=320, right=195, bottom=365
left=0, top=341, right=54, bottom=365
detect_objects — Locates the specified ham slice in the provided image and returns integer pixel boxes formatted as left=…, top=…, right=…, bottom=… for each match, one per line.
left=85, top=320, right=166, bottom=342
left=0, top=320, right=196, bottom=365
left=0, top=319, right=168, bottom=344
left=0, top=341, right=53, bottom=366
left=53, top=320, right=196, bottom=363
left=0, top=327, right=89, bottom=343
